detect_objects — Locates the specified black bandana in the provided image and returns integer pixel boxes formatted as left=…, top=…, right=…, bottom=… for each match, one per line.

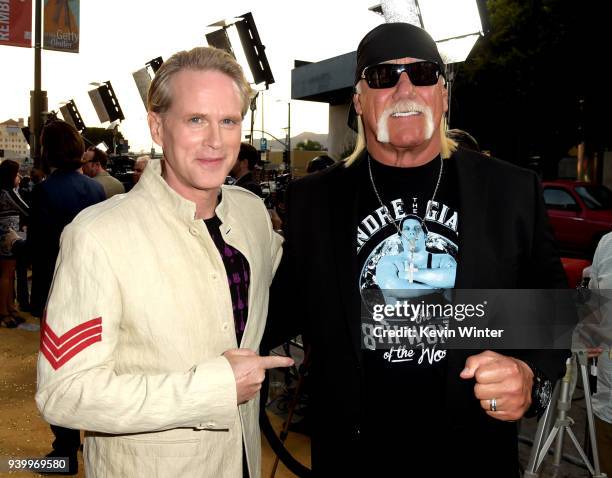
left=355, top=22, right=444, bottom=85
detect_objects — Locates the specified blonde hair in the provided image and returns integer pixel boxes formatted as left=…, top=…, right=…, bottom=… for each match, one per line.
left=147, top=46, right=254, bottom=117
left=345, top=82, right=457, bottom=167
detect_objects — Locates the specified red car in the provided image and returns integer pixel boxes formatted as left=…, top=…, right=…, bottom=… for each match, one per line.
left=542, top=180, right=612, bottom=257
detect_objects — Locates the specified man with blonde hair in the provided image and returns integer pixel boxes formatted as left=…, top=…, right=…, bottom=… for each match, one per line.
left=36, top=46, right=292, bottom=478
left=266, top=22, right=569, bottom=476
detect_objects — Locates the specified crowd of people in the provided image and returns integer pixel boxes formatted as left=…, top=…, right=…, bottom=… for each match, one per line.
left=0, top=129, right=149, bottom=329
left=0, top=19, right=607, bottom=478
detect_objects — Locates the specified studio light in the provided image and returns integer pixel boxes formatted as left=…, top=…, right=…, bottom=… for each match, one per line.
left=88, top=81, right=125, bottom=124
left=418, top=0, right=483, bottom=64
left=59, top=99, right=86, bottom=132
left=133, top=56, right=164, bottom=109
left=146, top=57, right=164, bottom=74
left=205, top=12, right=274, bottom=88
left=374, top=0, right=485, bottom=64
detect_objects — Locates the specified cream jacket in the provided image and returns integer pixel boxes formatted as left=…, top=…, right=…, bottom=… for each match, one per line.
left=35, top=159, right=283, bottom=477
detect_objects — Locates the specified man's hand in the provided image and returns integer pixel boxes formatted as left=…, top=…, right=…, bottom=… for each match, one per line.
left=268, top=208, right=283, bottom=232
left=223, top=349, right=294, bottom=404
left=460, top=350, right=533, bottom=421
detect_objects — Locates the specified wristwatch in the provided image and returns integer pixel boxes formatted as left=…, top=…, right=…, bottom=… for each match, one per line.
left=524, top=362, right=553, bottom=418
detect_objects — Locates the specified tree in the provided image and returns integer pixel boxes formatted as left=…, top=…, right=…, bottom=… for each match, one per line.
left=450, top=0, right=607, bottom=178
left=296, top=139, right=323, bottom=151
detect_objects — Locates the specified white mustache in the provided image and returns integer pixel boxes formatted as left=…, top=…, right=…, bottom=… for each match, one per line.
left=389, top=100, right=429, bottom=115
left=376, top=100, right=434, bottom=143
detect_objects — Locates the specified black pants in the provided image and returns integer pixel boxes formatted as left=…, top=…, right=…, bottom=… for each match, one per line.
left=12, top=240, right=29, bottom=308
left=50, top=425, right=80, bottom=455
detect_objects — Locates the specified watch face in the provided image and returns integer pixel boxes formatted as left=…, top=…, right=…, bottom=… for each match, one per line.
left=534, top=376, right=553, bottom=411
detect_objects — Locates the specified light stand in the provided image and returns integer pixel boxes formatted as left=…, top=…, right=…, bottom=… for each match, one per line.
left=524, top=351, right=607, bottom=478
left=249, top=93, right=259, bottom=146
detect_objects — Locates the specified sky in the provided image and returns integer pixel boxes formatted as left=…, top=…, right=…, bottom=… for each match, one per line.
left=0, top=0, right=384, bottom=153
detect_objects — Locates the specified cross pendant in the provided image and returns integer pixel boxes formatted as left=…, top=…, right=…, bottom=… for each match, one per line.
left=407, top=262, right=418, bottom=283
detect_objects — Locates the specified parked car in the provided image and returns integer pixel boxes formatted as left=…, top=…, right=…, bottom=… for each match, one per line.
left=542, top=180, right=612, bottom=257
left=560, top=257, right=591, bottom=288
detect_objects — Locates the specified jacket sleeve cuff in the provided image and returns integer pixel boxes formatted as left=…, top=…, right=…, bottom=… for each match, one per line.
left=193, top=355, right=237, bottom=430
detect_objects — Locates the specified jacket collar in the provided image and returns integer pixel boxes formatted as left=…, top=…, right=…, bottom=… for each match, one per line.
left=328, top=153, right=365, bottom=363
left=136, top=158, right=231, bottom=225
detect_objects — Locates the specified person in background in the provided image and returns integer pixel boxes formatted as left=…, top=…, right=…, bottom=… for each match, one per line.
left=306, top=154, right=335, bottom=174
left=587, top=233, right=612, bottom=477
left=18, top=175, right=33, bottom=206
left=82, top=146, right=125, bottom=198
left=28, top=120, right=106, bottom=473
left=30, top=167, right=46, bottom=186
left=133, top=154, right=150, bottom=184
left=0, top=160, right=29, bottom=328
left=15, top=174, right=33, bottom=311
left=231, top=142, right=263, bottom=197
left=447, top=128, right=481, bottom=152
left=232, top=143, right=284, bottom=231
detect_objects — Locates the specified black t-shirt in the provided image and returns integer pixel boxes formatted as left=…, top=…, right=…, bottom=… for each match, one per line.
left=204, top=216, right=250, bottom=345
left=355, top=153, right=460, bottom=459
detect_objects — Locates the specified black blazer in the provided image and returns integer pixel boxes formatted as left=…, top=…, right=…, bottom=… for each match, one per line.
left=265, top=148, right=570, bottom=476
left=28, top=170, right=106, bottom=317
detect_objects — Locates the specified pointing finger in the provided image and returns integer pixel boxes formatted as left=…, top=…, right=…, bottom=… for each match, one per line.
left=259, top=356, right=295, bottom=370
left=224, top=348, right=257, bottom=357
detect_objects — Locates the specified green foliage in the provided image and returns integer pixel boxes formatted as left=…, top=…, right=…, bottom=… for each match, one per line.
left=450, top=0, right=605, bottom=177
left=296, top=139, right=323, bottom=151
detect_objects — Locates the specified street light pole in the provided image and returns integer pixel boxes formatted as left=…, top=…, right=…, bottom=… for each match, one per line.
left=286, top=101, right=291, bottom=168
left=30, top=0, right=43, bottom=167
left=249, top=92, right=258, bottom=146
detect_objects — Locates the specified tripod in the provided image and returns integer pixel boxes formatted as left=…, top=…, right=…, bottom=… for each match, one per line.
left=524, top=350, right=607, bottom=477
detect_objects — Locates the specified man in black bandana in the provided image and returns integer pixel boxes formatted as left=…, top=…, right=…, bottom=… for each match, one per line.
left=266, top=22, right=570, bottom=477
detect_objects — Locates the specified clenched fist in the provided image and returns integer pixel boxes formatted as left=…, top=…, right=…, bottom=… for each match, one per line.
left=460, top=350, right=534, bottom=421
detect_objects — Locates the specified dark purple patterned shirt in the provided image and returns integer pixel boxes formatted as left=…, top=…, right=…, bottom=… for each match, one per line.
left=204, top=216, right=250, bottom=344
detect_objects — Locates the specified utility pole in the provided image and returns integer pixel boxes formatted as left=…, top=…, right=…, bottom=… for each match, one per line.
left=30, top=0, right=44, bottom=168
left=260, top=91, right=264, bottom=142
left=286, top=101, right=291, bottom=168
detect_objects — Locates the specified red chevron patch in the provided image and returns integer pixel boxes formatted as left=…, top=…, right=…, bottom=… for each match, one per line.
left=41, top=317, right=102, bottom=370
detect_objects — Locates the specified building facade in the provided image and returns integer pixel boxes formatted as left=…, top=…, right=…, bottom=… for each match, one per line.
left=0, top=118, right=30, bottom=161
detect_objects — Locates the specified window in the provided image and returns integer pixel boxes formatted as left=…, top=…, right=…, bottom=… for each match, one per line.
left=543, top=188, right=579, bottom=211
left=575, top=185, right=612, bottom=210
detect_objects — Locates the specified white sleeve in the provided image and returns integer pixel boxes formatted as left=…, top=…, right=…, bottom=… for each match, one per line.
left=35, top=223, right=237, bottom=434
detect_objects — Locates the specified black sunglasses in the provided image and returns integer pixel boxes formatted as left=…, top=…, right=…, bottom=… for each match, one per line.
left=361, top=61, right=443, bottom=89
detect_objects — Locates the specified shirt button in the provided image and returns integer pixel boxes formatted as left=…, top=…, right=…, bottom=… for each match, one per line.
left=222, top=323, right=229, bottom=331
left=189, top=226, right=199, bottom=236
left=211, top=273, right=218, bottom=281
